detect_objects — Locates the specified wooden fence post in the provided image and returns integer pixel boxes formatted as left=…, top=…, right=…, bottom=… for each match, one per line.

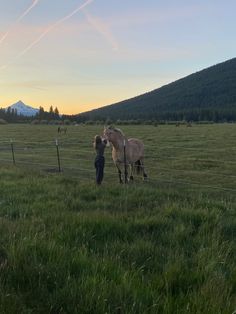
left=55, top=139, right=61, bottom=172
left=123, top=139, right=128, bottom=183
left=10, top=139, right=16, bottom=165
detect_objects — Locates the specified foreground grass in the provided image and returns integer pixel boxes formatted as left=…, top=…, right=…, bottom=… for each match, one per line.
left=0, top=166, right=235, bottom=313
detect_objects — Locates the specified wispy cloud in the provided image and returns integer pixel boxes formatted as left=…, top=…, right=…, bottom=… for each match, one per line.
left=0, top=0, right=94, bottom=70
left=0, top=0, right=40, bottom=45
left=83, top=9, right=118, bottom=51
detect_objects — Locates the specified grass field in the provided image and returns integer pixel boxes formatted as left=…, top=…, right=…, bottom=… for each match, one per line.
left=0, top=123, right=236, bottom=313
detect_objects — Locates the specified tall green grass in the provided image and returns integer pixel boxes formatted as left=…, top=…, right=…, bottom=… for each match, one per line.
left=0, top=166, right=235, bottom=313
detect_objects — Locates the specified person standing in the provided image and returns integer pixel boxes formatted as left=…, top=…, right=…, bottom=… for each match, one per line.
left=93, top=135, right=107, bottom=185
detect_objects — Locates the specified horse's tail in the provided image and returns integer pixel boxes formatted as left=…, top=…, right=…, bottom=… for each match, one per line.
left=134, top=160, right=142, bottom=174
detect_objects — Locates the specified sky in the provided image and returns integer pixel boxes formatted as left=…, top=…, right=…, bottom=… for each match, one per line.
left=0, top=0, right=235, bottom=114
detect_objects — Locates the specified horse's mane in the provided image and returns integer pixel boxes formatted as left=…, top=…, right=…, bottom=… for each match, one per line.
left=107, top=125, right=125, bottom=136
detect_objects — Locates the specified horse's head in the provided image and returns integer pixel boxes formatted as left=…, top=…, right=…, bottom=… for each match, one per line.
left=103, top=125, right=115, bottom=142
left=104, top=126, right=125, bottom=147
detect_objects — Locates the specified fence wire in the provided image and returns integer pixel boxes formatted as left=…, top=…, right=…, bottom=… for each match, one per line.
left=0, top=139, right=236, bottom=194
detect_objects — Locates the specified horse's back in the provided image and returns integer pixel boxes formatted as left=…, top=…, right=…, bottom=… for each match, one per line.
left=128, top=137, right=143, bottom=143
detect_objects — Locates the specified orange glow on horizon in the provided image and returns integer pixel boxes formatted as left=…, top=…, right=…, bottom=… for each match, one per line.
left=0, top=97, right=122, bottom=116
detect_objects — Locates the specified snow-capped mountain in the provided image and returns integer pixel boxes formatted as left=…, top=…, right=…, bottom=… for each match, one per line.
left=6, top=100, right=39, bottom=116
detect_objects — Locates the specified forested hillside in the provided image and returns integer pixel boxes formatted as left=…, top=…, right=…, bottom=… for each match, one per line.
left=77, top=58, right=236, bottom=122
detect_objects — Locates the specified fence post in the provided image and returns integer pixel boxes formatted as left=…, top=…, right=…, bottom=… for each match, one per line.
left=10, top=139, right=16, bottom=165
left=55, top=139, right=61, bottom=172
left=123, top=139, right=128, bottom=183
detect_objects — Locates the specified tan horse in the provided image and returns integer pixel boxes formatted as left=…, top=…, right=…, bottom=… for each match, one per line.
left=103, top=126, right=147, bottom=183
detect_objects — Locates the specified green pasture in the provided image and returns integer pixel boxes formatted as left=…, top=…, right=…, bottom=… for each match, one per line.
left=0, top=123, right=236, bottom=189
left=0, top=123, right=236, bottom=313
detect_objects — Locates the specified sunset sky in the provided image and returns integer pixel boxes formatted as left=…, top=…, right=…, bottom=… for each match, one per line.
left=0, top=0, right=235, bottom=114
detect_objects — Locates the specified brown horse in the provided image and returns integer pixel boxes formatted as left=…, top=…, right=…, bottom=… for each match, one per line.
left=103, top=126, right=147, bottom=183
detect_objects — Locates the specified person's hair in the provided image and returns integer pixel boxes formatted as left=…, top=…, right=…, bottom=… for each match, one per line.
left=93, top=135, right=102, bottom=149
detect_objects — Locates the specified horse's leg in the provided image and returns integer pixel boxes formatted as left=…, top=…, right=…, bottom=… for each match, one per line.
left=116, top=164, right=123, bottom=184
left=129, top=164, right=134, bottom=181
left=140, top=158, right=148, bottom=180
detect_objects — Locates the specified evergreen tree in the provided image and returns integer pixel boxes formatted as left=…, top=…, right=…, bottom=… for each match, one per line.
left=54, top=107, right=59, bottom=117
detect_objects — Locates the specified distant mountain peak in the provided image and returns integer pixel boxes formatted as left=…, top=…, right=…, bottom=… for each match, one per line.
left=7, top=100, right=39, bottom=117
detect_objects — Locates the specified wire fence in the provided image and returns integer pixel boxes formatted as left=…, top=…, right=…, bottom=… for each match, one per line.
left=0, top=138, right=236, bottom=194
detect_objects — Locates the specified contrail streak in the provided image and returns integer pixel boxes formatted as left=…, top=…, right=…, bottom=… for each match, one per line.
left=0, top=32, right=9, bottom=45
left=16, top=0, right=39, bottom=23
left=0, top=0, right=94, bottom=70
left=0, top=0, right=40, bottom=45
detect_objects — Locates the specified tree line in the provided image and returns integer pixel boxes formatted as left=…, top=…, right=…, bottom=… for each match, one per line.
left=1, top=106, right=236, bottom=124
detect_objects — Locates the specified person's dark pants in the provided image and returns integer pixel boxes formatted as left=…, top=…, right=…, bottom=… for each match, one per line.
left=94, top=156, right=105, bottom=185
